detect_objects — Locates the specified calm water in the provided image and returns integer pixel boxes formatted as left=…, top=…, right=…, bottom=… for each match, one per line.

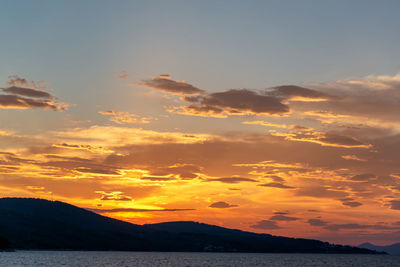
left=0, top=251, right=399, bottom=267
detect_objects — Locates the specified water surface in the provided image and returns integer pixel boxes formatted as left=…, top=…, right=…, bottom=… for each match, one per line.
left=0, top=251, right=399, bottom=266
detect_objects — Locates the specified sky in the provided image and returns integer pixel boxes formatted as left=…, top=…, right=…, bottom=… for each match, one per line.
left=1, top=0, right=400, bottom=246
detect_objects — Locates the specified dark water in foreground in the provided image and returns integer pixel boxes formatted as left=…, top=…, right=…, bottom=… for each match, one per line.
left=0, top=251, right=399, bottom=266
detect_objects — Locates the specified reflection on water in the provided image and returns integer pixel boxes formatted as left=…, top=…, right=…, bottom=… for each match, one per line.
left=0, top=251, right=399, bottom=267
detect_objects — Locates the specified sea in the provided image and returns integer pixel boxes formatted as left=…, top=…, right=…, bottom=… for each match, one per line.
left=0, top=251, right=399, bottom=266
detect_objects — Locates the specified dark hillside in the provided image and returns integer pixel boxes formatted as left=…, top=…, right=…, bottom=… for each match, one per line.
left=0, top=198, right=381, bottom=253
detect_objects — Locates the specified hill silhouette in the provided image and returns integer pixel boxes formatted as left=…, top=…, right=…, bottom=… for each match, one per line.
left=359, top=242, right=400, bottom=255
left=0, top=198, right=381, bottom=253
left=0, top=236, right=10, bottom=250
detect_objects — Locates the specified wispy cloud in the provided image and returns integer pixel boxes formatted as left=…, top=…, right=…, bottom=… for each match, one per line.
left=99, top=110, right=153, bottom=124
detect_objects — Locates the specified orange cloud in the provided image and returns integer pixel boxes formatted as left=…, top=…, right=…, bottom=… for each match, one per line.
left=341, top=154, right=368, bottom=162
left=233, top=160, right=305, bottom=169
left=271, top=130, right=372, bottom=148
left=52, top=143, right=115, bottom=154
left=51, top=126, right=213, bottom=146
left=243, top=120, right=313, bottom=131
left=304, top=110, right=351, bottom=119
left=99, top=110, right=152, bottom=124
left=96, top=191, right=133, bottom=201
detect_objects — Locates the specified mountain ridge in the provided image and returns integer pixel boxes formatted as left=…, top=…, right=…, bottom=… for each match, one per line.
left=359, top=242, right=400, bottom=255
left=0, top=198, right=382, bottom=253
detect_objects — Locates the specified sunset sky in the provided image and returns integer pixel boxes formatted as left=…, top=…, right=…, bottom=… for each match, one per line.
left=1, top=0, right=400, bottom=246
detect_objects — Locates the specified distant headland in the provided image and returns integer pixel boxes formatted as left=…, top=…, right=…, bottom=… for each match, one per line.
left=0, top=198, right=383, bottom=254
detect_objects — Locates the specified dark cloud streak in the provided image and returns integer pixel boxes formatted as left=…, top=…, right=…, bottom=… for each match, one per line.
left=2, top=86, right=54, bottom=99
left=138, top=75, right=204, bottom=95
left=209, top=201, right=238, bottom=208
